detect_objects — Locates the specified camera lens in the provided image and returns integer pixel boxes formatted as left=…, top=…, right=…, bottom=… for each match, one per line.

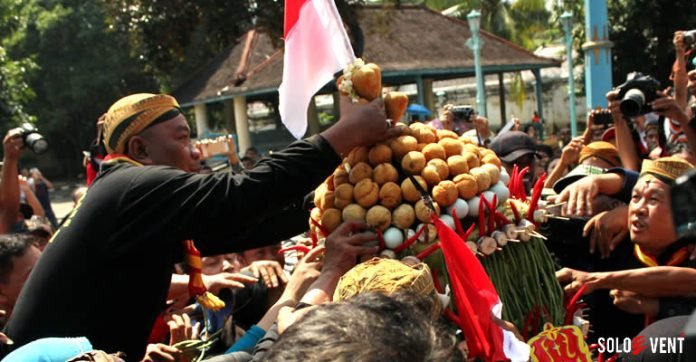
left=25, top=133, right=48, bottom=154
left=620, top=88, right=645, bottom=117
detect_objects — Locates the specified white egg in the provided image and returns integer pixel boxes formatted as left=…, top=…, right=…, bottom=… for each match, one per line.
left=500, top=169, right=510, bottom=186
left=439, top=214, right=455, bottom=230
left=383, top=227, right=404, bottom=249
left=446, top=198, right=469, bottom=219
left=467, top=196, right=481, bottom=217
left=490, top=182, right=510, bottom=204
left=481, top=191, right=497, bottom=208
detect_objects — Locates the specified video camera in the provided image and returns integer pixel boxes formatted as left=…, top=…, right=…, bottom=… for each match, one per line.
left=451, top=105, right=475, bottom=122
left=13, top=123, right=48, bottom=154
left=615, top=72, right=660, bottom=117
left=672, top=169, right=696, bottom=240
left=683, top=29, right=696, bottom=48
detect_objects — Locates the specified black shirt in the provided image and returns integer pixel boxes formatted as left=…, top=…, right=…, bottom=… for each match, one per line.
left=3, top=135, right=340, bottom=360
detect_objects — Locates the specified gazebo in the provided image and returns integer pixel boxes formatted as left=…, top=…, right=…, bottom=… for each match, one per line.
left=173, top=5, right=559, bottom=153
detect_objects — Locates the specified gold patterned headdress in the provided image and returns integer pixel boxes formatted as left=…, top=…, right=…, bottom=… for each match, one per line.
left=101, top=93, right=181, bottom=154
left=334, top=257, right=441, bottom=317
left=639, top=156, right=694, bottom=182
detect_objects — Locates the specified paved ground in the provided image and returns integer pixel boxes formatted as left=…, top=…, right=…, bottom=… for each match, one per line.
left=47, top=182, right=83, bottom=221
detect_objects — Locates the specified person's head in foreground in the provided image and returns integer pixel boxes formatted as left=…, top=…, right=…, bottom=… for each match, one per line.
left=630, top=157, right=694, bottom=257
left=101, top=93, right=201, bottom=172
left=0, top=234, right=41, bottom=317
left=265, top=291, right=458, bottom=362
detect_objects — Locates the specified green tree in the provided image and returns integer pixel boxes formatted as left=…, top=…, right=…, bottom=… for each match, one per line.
left=0, top=0, right=37, bottom=130
left=558, top=0, right=696, bottom=88
left=7, top=0, right=157, bottom=176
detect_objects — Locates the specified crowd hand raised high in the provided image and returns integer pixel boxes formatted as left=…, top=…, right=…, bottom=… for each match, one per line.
left=202, top=272, right=258, bottom=295
left=322, top=220, right=380, bottom=277
left=560, top=137, right=584, bottom=167
left=674, top=31, right=687, bottom=54
left=3, top=130, right=23, bottom=161
left=606, top=90, right=625, bottom=123
left=472, top=115, right=491, bottom=139
left=242, top=260, right=288, bottom=289
left=583, top=205, right=629, bottom=259
left=610, top=289, right=659, bottom=316
left=555, top=175, right=599, bottom=217
left=321, top=96, right=403, bottom=157
left=653, top=89, right=689, bottom=123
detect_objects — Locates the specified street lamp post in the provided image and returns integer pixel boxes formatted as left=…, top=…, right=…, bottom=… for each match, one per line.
left=560, top=11, right=577, bottom=137
left=467, top=10, right=487, bottom=117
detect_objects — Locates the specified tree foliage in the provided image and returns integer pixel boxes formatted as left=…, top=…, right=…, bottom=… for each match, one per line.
left=5, top=0, right=157, bottom=176
left=559, top=0, right=696, bottom=88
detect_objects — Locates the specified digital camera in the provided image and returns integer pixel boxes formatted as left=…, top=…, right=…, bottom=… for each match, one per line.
left=451, top=105, right=475, bottom=122
left=15, top=123, right=48, bottom=154
left=615, top=72, right=660, bottom=117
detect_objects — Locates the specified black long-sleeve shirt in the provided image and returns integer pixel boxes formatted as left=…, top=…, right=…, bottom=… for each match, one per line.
left=3, top=135, right=340, bottom=360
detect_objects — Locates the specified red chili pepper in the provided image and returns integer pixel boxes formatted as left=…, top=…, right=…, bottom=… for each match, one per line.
left=393, top=224, right=426, bottom=253
left=277, top=245, right=311, bottom=255
left=564, top=283, right=589, bottom=325
left=310, top=217, right=329, bottom=238
left=527, top=172, right=547, bottom=223
left=377, top=228, right=386, bottom=251
left=510, top=164, right=519, bottom=199
left=464, top=223, right=476, bottom=240
left=517, top=166, right=530, bottom=199
left=452, top=208, right=466, bottom=239
left=416, top=242, right=441, bottom=260
left=509, top=201, right=521, bottom=224
left=495, top=212, right=512, bottom=226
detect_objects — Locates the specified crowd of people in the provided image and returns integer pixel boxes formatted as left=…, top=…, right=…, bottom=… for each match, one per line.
left=0, top=30, right=694, bottom=362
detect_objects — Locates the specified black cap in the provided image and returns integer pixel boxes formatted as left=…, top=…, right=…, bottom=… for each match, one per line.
left=490, top=131, right=537, bottom=163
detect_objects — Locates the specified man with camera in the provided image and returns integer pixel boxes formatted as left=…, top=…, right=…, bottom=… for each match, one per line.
left=1, top=93, right=398, bottom=359
left=0, top=132, right=24, bottom=235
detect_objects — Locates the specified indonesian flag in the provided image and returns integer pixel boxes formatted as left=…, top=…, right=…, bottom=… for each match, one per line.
left=279, top=0, right=356, bottom=139
left=433, top=217, right=530, bottom=361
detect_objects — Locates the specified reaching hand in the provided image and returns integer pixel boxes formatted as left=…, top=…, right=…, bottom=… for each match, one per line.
left=322, top=220, right=379, bottom=276
left=242, top=260, right=288, bottom=289
left=610, top=289, right=659, bottom=316
left=583, top=205, right=629, bottom=259
left=281, top=246, right=324, bottom=303
left=202, top=272, right=258, bottom=295
left=556, top=267, right=598, bottom=296
left=141, top=343, right=182, bottom=362
left=556, top=175, right=600, bottom=217
left=166, top=313, right=200, bottom=346
left=653, top=90, right=689, bottom=123
left=323, top=96, right=403, bottom=157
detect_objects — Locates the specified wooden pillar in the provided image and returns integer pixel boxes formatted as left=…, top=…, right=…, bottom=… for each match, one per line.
left=233, top=96, right=251, bottom=154
left=307, top=96, right=321, bottom=136
left=423, top=78, right=434, bottom=113
left=416, top=76, right=426, bottom=121
left=194, top=103, right=209, bottom=137
left=223, top=99, right=236, bottom=134
left=532, top=69, right=546, bottom=139
left=498, top=73, right=507, bottom=127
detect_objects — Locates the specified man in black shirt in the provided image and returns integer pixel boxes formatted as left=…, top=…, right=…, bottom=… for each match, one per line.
left=2, top=93, right=399, bottom=359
